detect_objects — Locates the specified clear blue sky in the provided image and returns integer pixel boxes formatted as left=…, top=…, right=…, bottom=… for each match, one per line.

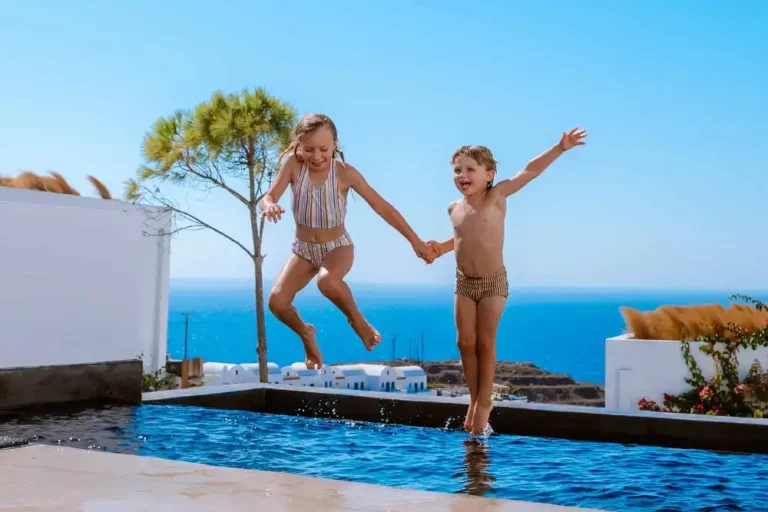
left=2, top=1, right=766, bottom=290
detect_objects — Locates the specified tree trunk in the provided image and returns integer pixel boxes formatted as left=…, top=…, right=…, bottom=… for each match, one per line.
left=254, top=256, right=268, bottom=383
left=247, top=195, right=268, bottom=383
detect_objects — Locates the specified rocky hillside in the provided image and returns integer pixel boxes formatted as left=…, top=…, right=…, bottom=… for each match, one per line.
left=382, top=359, right=605, bottom=407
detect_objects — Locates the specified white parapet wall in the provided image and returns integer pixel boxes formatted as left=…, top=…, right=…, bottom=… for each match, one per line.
left=0, top=187, right=171, bottom=372
left=605, top=333, right=768, bottom=410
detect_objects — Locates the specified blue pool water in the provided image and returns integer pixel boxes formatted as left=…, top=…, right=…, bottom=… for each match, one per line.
left=2, top=404, right=766, bottom=511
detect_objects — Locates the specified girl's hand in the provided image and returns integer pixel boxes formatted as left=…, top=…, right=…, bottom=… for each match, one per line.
left=426, top=240, right=445, bottom=259
left=261, top=203, right=285, bottom=223
left=559, top=127, right=588, bottom=151
left=412, top=240, right=436, bottom=264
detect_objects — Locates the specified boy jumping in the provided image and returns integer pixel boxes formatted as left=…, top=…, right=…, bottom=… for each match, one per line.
left=429, top=127, right=588, bottom=435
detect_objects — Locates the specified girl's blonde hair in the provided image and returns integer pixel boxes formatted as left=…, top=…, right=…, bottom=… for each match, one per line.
left=279, top=113, right=345, bottom=164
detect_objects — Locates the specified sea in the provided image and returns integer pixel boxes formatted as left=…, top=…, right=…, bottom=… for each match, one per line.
left=167, top=281, right=763, bottom=386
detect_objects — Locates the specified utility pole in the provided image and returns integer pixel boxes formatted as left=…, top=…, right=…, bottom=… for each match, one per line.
left=183, top=312, right=190, bottom=360
left=391, top=334, right=396, bottom=362
left=181, top=312, right=191, bottom=389
left=421, top=330, right=425, bottom=363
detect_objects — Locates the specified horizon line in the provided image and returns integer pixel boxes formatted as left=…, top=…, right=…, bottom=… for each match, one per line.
left=168, top=278, right=767, bottom=295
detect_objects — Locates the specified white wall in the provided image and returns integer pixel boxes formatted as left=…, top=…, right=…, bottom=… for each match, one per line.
left=0, top=188, right=171, bottom=372
left=605, top=334, right=768, bottom=409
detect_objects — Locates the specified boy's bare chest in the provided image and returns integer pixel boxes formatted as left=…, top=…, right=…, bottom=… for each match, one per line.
left=451, top=202, right=504, bottom=234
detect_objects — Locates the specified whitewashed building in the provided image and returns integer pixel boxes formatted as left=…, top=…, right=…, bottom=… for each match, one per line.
left=333, top=365, right=367, bottom=391
left=224, top=364, right=251, bottom=384
left=336, top=364, right=397, bottom=392
left=207, top=363, right=250, bottom=385
left=319, top=366, right=334, bottom=389
left=327, top=366, right=346, bottom=388
left=281, top=363, right=334, bottom=388
left=363, top=364, right=397, bottom=392
left=395, top=366, right=427, bottom=393
left=204, top=362, right=281, bottom=385
left=241, top=362, right=282, bottom=384
left=203, top=362, right=232, bottom=386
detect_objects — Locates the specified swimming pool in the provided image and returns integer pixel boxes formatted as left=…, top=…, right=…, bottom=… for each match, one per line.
left=1, top=404, right=766, bottom=511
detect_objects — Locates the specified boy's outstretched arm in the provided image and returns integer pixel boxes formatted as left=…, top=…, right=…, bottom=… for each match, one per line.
left=494, top=127, right=587, bottom=198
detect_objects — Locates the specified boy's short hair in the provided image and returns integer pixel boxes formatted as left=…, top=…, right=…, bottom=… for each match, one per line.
left=451, top=145, right=498, bottom=189
left=450, top=145, right=498, bottom=171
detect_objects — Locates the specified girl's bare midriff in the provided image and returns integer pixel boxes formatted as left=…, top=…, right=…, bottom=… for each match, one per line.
left=295, top=223, right=348, bottom=244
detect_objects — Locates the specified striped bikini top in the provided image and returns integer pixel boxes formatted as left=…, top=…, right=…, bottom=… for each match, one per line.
left=291, top=159, right=347, bottom=229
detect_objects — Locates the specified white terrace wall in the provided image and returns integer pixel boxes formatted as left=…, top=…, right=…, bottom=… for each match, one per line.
left=0, top=187, right=171, bottom=372
left=605, top=334, right=768, bottom=410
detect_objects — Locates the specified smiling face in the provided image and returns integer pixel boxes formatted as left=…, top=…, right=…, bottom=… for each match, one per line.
left=452, top=155, right=496, bottom=196
left=298, top=126, right=336, bottom=172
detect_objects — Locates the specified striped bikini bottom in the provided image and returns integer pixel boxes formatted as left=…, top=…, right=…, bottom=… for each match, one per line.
left=455, top=266, right=509, bottom=302
left=292, top=232, right=353, bottom=269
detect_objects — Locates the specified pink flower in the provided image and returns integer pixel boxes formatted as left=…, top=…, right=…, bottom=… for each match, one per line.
left=699, top=387, right=713, bottom=400
left=734, top=384, right=747, bottom=395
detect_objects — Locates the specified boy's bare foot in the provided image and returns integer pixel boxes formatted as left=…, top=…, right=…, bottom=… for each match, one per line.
left=471, top=399, right=494, bottom=436
left=301, top=324, right=323, bottom=369
left=464, top=401, right=476, bottom=432
left=349, top=317, right=381, bottom=351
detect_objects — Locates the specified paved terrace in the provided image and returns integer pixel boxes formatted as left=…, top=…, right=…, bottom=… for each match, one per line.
left=0, top=444, right=600, bottom=511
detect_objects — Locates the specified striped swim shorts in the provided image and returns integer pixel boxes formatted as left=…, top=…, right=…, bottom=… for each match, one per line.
left=455, top=266, right=509, bottom=302
left=292, top=232, right=353, bottom=268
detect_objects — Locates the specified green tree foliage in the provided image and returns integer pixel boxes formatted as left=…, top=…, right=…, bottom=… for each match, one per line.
left=126, top=87, right=296, bottom=382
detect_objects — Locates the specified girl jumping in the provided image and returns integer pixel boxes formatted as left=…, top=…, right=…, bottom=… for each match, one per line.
left=260, top=113, right=435, bottom=369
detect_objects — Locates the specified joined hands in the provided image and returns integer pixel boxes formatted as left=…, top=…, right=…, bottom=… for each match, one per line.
left=412, top=240, right=438, bottom=264
left=414, top=239, right=451, bottom=265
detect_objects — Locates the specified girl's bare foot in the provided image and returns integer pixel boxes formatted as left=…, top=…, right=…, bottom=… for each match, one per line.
left=301, top=324, right=323, bottom=369
left=464, top=401, right=476, bottom=432
left=471, top=399, right=494, bottom=436
left=349, top=316, right=381, bottom=351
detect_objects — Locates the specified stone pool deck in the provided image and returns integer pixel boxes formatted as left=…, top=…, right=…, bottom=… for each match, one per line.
left=0, top=444, right=600, bottom=511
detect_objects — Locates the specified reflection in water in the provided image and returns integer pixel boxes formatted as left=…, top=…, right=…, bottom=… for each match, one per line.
left=459, top=438, right=496, bottom=497
left=0, top=403, right=142, bottom=453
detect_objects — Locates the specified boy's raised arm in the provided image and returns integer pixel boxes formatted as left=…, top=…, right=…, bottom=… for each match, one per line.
left=494, top=127, right=587, bottom=198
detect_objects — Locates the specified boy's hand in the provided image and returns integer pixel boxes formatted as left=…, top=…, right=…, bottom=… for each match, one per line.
left=559, top=127, right=588, bottom=151
left=261, top=203, right=285, bottom=223
left=426, top=240, right=446, bottom=259
left=412, top=240, right=436, bottom=264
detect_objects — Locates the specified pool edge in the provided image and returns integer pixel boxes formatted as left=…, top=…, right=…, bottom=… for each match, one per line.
left=143, top=384, right=768, bottom=455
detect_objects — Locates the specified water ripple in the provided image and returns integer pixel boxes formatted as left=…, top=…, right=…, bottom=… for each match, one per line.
left=1, top=403, right=767, bottom=511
